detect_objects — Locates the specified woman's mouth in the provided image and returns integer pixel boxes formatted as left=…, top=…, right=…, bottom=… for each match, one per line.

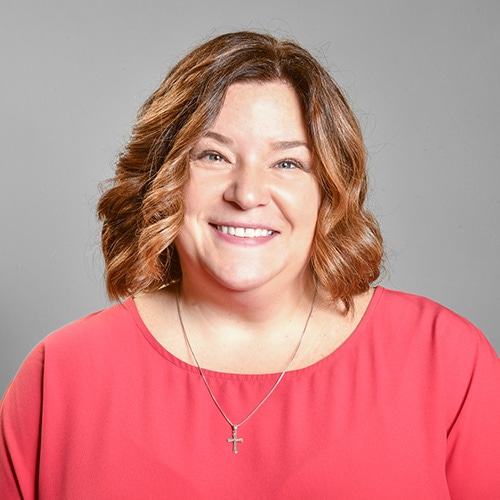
left=214, top=224, right=275, bottom=238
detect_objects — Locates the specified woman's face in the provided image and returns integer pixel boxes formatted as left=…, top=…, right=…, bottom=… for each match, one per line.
left=175, top=81, right=321, bottom=294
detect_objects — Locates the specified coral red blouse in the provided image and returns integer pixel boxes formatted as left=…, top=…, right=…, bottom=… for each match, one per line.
left=1, top=288, right=500, bottom=499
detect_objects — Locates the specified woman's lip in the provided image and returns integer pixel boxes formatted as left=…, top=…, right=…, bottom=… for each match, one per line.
left=210, top=222, right=277, bottom=231
left=209, top=223, right=278, bottom=240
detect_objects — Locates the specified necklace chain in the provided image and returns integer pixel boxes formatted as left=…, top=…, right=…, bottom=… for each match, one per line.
left=175, top=286, right=317, bottom=453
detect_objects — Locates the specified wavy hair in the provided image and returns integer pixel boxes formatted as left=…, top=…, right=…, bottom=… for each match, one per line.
left=97, top=31, right=384, bottom=310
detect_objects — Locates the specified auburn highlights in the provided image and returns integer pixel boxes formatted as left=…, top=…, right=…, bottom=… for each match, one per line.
left=97, top=31, right=384, bottom=310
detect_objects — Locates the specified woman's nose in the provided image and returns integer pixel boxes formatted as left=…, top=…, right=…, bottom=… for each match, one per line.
left=223, top=164, right=271, bottom=210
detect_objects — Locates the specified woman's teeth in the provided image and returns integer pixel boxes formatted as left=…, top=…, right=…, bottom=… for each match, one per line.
left=216, top=225, right=274, bottom=238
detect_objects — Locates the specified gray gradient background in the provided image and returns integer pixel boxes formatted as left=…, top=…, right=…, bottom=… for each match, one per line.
left=1, top=0, right=499, bottom=396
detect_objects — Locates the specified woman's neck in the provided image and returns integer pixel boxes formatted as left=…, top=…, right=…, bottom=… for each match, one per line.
left=176, top=271, right=317, bottom=335
left=134, top=274, right=373, bottom=374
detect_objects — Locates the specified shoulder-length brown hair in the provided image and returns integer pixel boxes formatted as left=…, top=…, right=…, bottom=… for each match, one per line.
left=97, top=31, right=383, bottom=310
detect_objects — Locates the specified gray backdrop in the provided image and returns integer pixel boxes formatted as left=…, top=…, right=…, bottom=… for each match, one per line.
left=1, top=0, right=499, bottom=397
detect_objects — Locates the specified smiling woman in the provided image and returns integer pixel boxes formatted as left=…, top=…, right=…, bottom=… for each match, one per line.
left=175, top=82, right=321, bottom=296
left=1, top=31, right=499, bottom=498
left=96, top=31, right=382, bottom=311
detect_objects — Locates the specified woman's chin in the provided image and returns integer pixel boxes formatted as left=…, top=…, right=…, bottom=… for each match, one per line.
left=205, top=266, right=285, bottom=294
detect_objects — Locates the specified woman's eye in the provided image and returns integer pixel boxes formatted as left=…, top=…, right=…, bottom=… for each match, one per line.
left=191, top=149, right=227, bottom=162
left=275, top=160, right=301, bottom=170
left=206, top=152, right=225, bottom=162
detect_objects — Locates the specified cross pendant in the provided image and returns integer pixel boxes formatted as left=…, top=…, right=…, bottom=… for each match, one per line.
left=227, top=426, right=243, bottom=453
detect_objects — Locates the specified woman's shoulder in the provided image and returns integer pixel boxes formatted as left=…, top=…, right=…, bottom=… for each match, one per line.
left=20, top=298, right=145, bottom=371
left=0, top=301, right=115, bottom=394
left=373, top=287, right=496, bottom=359
left=2, top=299, right=148, bottom=401
left=376, top=286, right=479, bottom=328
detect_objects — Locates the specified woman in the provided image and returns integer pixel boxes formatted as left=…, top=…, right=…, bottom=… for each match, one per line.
left=1, top=31, right=499, bottom=499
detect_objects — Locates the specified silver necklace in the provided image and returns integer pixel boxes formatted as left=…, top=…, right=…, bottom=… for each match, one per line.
left=175, top=287, right=316, bottom=453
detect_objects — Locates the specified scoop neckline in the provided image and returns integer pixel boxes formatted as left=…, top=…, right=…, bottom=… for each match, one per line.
left=126, top=286, right=385, bottom=381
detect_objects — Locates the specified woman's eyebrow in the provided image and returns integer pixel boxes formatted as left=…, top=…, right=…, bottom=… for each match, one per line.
left=270, top=140, right=310, bottom=151
left=203, top=131, right=310, bottom=152
left=203, top=131, right=233, bottom=145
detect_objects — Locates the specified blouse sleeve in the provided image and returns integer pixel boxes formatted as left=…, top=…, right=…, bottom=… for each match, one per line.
left=0, top=343, right=45, bottom=499
left=445, top=329, right=500, bottom=499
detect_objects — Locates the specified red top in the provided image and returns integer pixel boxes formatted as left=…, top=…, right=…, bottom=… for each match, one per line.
left=1, top=287, right=500, bottom=499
